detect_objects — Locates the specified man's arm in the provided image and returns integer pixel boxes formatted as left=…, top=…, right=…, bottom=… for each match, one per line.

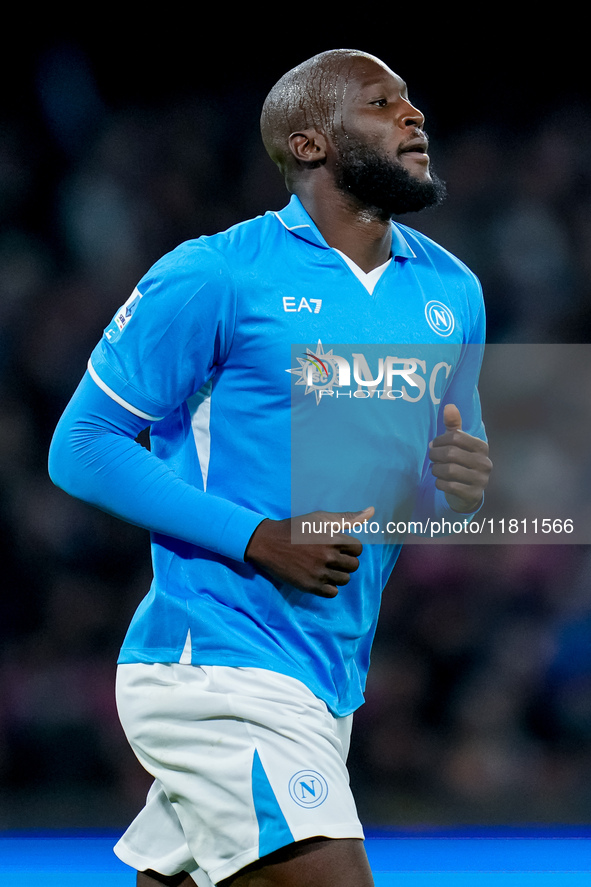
left=48, top=372, right=267, bottom=561
left=49, top=372, right=366, bottom=594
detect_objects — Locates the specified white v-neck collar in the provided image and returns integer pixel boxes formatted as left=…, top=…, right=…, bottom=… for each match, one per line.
left=333, top=249, right=392, bottom=295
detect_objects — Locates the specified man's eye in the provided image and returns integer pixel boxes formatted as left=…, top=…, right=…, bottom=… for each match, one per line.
left=371, top=98, right=388, bottom=107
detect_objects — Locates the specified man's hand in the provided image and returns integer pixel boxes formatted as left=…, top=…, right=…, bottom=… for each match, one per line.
left=245, top=507, right=375, bottom=598
left=429, top=404, right=492, bottom=513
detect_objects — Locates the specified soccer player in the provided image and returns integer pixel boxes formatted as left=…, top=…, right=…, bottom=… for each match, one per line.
left=48, top=49, right=491, bottom=887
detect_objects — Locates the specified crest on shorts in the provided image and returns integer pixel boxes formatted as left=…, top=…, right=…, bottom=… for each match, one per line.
left=288, top=770, right=328, bottom=808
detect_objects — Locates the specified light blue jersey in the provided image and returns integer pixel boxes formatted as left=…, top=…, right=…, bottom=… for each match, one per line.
left=53, top=195, right=486, bottom=717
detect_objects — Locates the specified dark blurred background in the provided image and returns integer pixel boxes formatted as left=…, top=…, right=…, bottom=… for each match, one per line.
left=2, top=18, right=591, bottom=831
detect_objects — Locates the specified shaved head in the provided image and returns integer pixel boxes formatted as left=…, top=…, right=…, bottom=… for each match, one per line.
left=261, top=48, right=445, bottom=217
left=260, top=49, right=389, bottom=183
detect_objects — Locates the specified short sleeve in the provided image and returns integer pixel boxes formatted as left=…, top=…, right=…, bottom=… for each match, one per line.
left=89, top=239, right=236, bottom=420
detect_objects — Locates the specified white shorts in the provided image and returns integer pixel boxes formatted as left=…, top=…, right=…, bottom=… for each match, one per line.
left=113, top=663, right=363, bottom=885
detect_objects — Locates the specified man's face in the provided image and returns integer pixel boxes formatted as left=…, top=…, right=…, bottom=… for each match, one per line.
left=331, top=58, right=446, bottom=217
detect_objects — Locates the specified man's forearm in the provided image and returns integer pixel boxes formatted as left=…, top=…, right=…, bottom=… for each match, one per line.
left=48, top=372, right=265, bottom=562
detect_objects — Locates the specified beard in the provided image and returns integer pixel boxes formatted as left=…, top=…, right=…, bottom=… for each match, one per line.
left=333, top=132, right=447, bottom=218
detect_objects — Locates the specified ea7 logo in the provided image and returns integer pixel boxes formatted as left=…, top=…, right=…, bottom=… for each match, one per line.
left=283, top=297, right=322, bottom=314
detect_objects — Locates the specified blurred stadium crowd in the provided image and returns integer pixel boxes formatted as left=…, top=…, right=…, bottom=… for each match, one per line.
left=2, top=42, right=591, bottom=830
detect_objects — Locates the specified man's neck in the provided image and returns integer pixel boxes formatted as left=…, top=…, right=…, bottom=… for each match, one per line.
left=295, top=187, right=392, bottom=274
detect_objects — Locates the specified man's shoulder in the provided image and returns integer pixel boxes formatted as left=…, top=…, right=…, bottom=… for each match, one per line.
left=393, top=220, right=481, bottom=288
left=191, top=211, right=281, bottom=256
left=138, top=210, right=282, bottom=290
left=160, top=209, right=284, bottom=270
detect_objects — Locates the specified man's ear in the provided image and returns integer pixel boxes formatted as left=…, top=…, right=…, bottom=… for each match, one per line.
left=288, top=130, right=328, bottom=166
